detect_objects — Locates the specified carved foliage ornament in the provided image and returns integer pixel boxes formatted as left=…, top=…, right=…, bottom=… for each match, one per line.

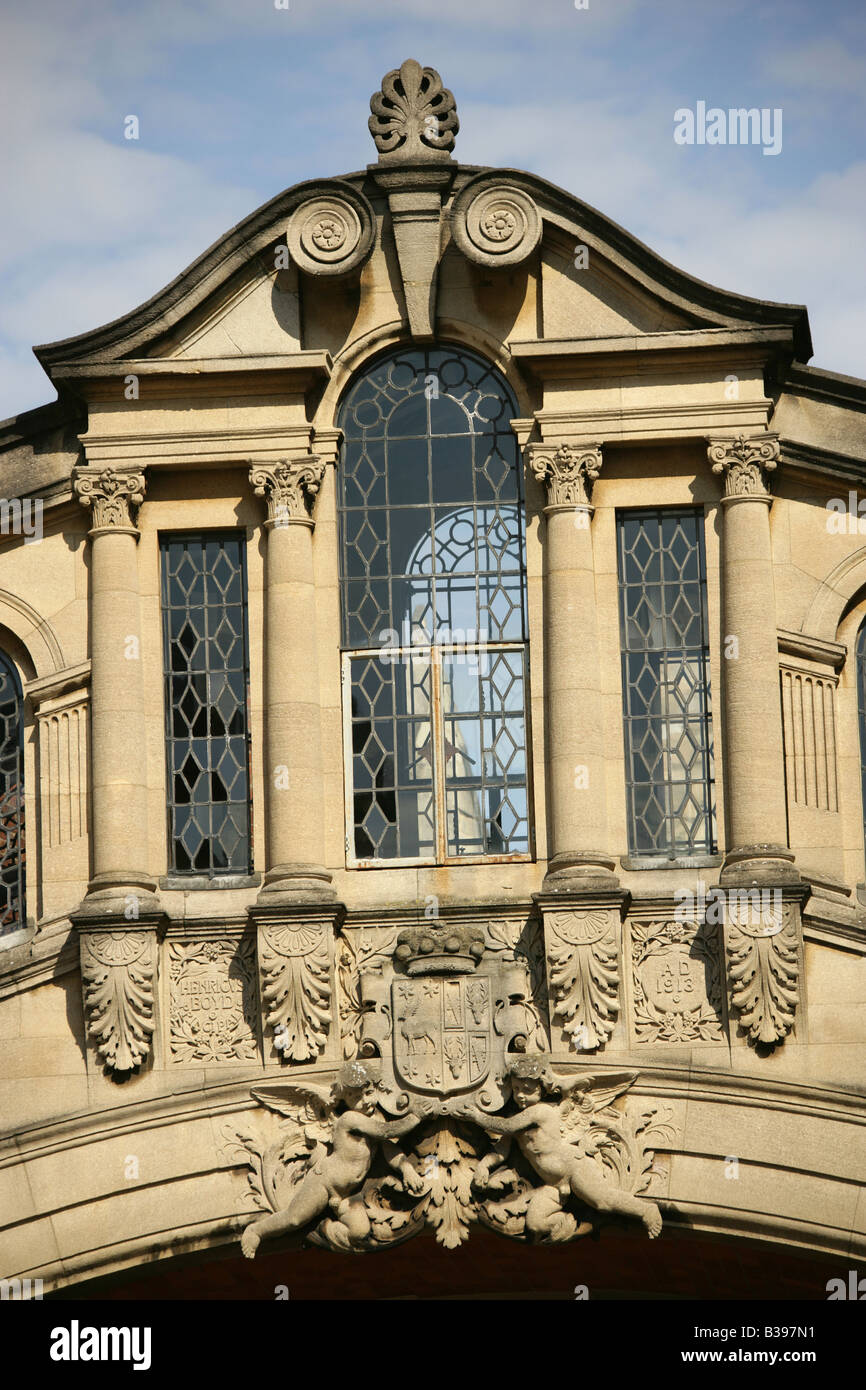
left=369, top=59, right=459, bottom=161
left=258, top=919, right=331, bottom=1063
left=707, top=434, right=780, bottom=498
left=631, top=919, right=725, bottom=1045
left=169, top=937, right=258, bottom=1065
left=530, top=444, right=602, bottom=509
left=726, top=901, right=800, bottom=1046
left=80, top=930, right=156, bottom=1072
left=451, top=181, right=542, bottom=268
left=223, top=1058, right=675, bottom=1256
left=73, top=468, right=146, bottom=531
left=545, top=909, right=619, bottom=1050
left=250, top=458, right=325, bottom=527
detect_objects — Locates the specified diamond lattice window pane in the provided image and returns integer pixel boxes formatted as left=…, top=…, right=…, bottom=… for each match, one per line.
left=617, top=509, right=716, bottom=857
left=161, top=535, right=251, bottom=876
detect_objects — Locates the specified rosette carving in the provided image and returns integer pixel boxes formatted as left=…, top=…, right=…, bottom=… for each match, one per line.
left=708, top=434, right=780, bottom=498
left=286, top=189, right=374, bottom=276
left=451, top=181, right=541, bottom=268
left=250, top=457, right=325, bottom=526
left=529, top=443, right=603, bottom=509
left=725, top=901, right=800, bottom=1046
left=79, top=930, right=156, bottom=1073
left=369, top=59, right=458, bottom=161
left=545, top=909, right=620, bottom=1050
left=259, top=918, right=332, bottom=1063
left=73, top=467, right=146, bottom=533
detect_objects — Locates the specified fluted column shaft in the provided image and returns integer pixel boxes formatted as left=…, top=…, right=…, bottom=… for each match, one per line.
left=251, top=456, right=334, bottom=900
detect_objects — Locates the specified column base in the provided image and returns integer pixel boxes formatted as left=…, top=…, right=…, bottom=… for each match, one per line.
left=542, top=852, right=621, bottom=894
left=73, top=871, right=162, bottom=921
left=719, top=844, right=801, bottom=888
left=258, top=861, right=337, bottom=904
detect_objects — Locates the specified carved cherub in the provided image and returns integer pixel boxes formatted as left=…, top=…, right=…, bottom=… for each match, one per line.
left=462, top=1057, right=663, bottom=1241
left=240, top=1060, right=426, bottom=1257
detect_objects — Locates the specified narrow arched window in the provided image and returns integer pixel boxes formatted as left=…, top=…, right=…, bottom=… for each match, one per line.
left=857, top=623, right=866, bottom=869
left=338, top=345, right=531, bottom=864
left=0, top=652, right=25, bottom=933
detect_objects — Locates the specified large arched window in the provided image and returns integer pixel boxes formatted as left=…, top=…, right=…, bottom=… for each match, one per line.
left=0, top=652, right=25, bottom=934
left=338, top=345, right=531, bottom=864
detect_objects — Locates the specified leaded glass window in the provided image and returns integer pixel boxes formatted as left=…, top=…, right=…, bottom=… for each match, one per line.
left=161, top=535, right=251, bottom=875
left=0, top=653, right=25, bottom=933
left=856, top=623, right=866, bottom=872
left=338, top=345, right=531, bottom=864
left=616, top=508, right=716, bottom=857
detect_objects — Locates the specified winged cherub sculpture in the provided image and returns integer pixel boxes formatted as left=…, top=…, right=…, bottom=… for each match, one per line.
left=462, top=1057, right=663, bottom=1241
left=240, top=1059, right=426, bottom=1257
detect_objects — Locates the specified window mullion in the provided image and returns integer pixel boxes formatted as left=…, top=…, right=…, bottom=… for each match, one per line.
left=430, top=645, right=448, bottom=861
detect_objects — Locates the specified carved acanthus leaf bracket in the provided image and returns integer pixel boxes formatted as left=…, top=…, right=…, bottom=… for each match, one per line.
left=544, top=909, right=620, bottom=1050
left=258, top=917, right=333, bottom=1063
left=529, top=443, right=603, bottom=509
left=369, top=58, right=458, bottom=163
left=73, top=467, right=146, bottom=533
left=250, top=457, right=325, bottom=528
left=79, top=929, right=157, bottom=1073
left=725, top=901, right=800, bottom=1046
left=707, top=434, right=780, bottom=498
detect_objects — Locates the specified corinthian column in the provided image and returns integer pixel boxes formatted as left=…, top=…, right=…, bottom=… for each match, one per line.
left=528, top=442, right=618, bottom=890
left=708, top=435, right=797, bottom=884
left=72, top=467, right=158, bottom=912
left=71, top=466, right=163, bottom=1076
left=250, top=454, right=334, bottom=901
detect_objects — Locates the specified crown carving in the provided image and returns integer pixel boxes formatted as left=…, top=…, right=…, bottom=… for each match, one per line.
left=369, top=59, right=459, bottom=162
left=393, top=923, right=485, bottom=976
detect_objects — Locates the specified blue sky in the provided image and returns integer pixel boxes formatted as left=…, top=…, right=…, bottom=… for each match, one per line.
left=1, top=0, right=864, bottom=420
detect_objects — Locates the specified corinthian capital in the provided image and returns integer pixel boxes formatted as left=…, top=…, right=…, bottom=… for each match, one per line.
left=250, top=457, right=326, bottom=528
left=73, top=467, right=146, bottom=533
left=529, top=443, right=602, bottom=509
left=708, top=434, right=780, bottom=499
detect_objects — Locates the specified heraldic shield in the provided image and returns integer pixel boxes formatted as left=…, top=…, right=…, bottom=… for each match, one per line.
left=392, top=975, right=491, bottom=1095
left=357, top=923, right=543, bottom=1114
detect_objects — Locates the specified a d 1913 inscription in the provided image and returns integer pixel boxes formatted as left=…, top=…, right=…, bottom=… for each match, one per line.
left=169, top=938, right=259, bottom=1064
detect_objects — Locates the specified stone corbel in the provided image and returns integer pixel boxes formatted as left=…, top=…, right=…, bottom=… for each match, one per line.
left=368, top=59, right=459, bottom=339
left=723, top=888, right=806, bottom=1048
left=535, top=891, right=628, bottom=1052
left=252, top=902, right=344, bottom=1065
left=73, top=911, right=167, bottom=1076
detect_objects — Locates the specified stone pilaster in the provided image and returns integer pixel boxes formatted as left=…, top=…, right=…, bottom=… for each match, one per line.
left=708, top=434, right=798, bottom=886
left=250, top=453, right=334, bottom=901
left=528, top=442, right=619, bottom=890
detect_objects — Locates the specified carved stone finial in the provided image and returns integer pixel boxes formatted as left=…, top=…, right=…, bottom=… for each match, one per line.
left=529, top=443, right=603, bottom=509
left=369, top=59, right=458, bottom=162
left=73, top=467, right=146, bottom=533
left=250, top=457, right=326, bottom=528
left=707, top=434, right=780, bottom=499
